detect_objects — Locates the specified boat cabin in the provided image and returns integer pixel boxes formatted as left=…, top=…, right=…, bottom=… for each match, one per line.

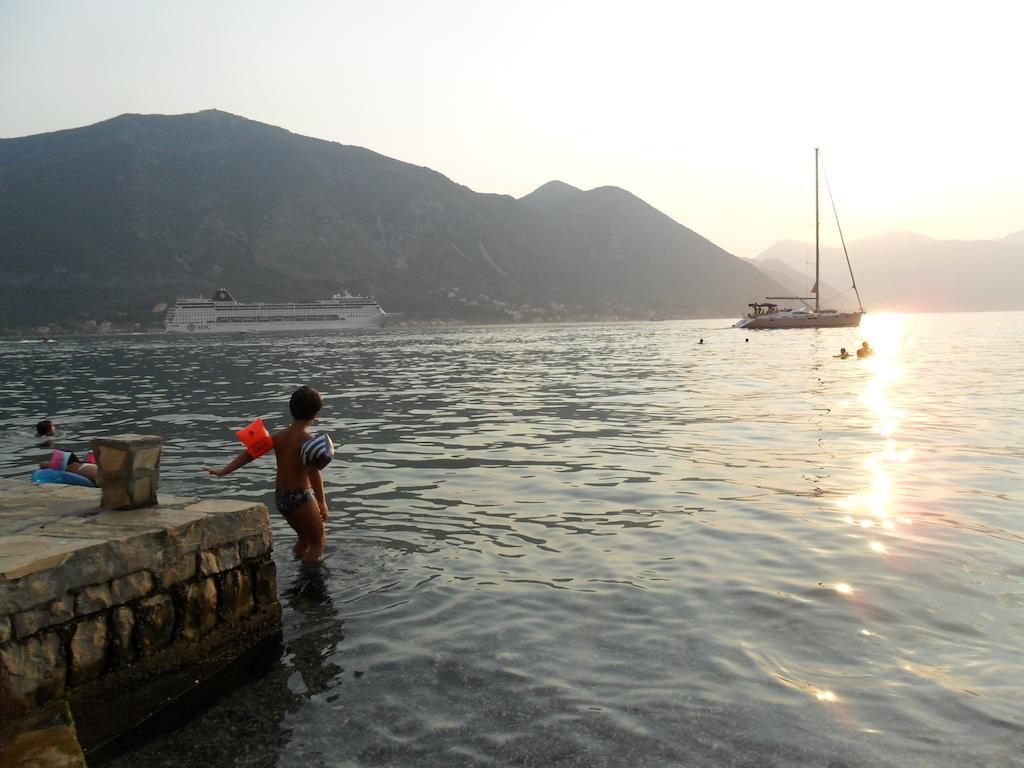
left=747, top=302, right=791, bottom=317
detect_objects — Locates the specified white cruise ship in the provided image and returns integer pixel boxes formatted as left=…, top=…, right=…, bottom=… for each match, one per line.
left=165, top=288, right=387, bottom=333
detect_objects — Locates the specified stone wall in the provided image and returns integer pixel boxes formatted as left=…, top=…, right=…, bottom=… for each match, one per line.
left=0, top=479, right=282, bottom=758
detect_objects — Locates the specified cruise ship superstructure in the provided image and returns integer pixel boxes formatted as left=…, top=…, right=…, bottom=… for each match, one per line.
left=165, top=288, right=387, bottom=333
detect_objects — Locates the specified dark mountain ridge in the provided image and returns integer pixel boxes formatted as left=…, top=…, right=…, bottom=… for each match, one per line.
left=0, top=110, right=785, bottom=330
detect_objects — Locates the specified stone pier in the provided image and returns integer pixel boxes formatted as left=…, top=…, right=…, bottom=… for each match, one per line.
left=0, top=436, right=281, bottom=764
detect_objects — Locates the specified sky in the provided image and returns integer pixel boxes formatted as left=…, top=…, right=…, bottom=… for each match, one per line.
left=1, top=0, right=1021, bottom=257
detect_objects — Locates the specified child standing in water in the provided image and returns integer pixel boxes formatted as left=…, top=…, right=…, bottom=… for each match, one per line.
left=204, top=385, right=333, bottom=574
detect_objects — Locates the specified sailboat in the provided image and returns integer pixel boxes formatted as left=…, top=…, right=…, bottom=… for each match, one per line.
left=736, top=148, right=864, bottom=329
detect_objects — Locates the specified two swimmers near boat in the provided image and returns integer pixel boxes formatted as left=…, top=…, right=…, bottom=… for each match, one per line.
left=204, top=385, right=333, bottom=578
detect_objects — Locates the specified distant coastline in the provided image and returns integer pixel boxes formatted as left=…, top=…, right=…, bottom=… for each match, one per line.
left=0, top=110, right=787, bottom=331
left=3, top=111, right=1020, bottom=333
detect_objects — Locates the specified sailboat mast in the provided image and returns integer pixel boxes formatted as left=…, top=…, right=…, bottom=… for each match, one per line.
left=814, top=147, right=820, bottom=314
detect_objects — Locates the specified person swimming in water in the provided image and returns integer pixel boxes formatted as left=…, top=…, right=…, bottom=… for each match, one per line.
left=35, top=418, right=59, bottom=448
left=835, top=347, right=850, bottom=359
left=204, top=385, right=333, bottom=575
left=856, top=341, right=873, bottom=359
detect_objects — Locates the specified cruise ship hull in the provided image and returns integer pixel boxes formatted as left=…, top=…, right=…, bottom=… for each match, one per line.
left=166, top=316, right=386, bottom=333
left=164, top=289, right=388, bottom=333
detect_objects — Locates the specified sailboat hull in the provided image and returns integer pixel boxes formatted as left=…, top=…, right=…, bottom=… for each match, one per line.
left=735, top=310, right=863, bottom=329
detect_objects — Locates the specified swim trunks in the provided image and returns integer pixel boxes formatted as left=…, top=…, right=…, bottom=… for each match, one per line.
left=275, top=488, right=314, bottom=518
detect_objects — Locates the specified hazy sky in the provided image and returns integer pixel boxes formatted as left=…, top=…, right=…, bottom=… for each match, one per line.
left=1, top=0, right=1021, bottom=257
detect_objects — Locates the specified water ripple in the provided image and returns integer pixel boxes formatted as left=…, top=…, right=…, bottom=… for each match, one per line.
left=3, top=314, right=1023, bottom=766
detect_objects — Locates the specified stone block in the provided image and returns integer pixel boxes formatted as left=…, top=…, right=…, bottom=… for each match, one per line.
left=109, top=570, right=154, bottom=605
left=110, top=606, right=135, bottom=666
left=0, top=617, right=10, bottom=644
left=0, top=533, right=105, bottom=583
left=179, top=500, right=270, bottom=551
left=0, top=500, right=269, bottom=615
left=218, top=569, right=253, bottom=624
left=93, top=435, right=161, bottom=510
left=0, top=533, right=168, bottom=615
left=0, top=631, right=65, bottom=707
left=69, top=614, right=108, bottom=686
left=99, top=447, right=128, bottom=473
left=74, top=583, right=113, bottom=615
left=134, top=446, right=162, bottom=471
left=180, top=579, right=218, bottom=642
left=0, top=723, right=87, bottom=767
left=101, top=484, right=131, bottom=511
left=131, top=476, right=153, bottom=503
left=157, top=554, right=196, bottom=588
left=184, top=499, right=263, bottom=516
left=154, top=494, right=200, bottom=507
left=251, top=560, right=278, bottom=607
left=136, top=594, right=174, bottom=657
left=198, top=543, right=240, bottom=576
left=13, top=595, right=74, bottom=638
left=239, top=530, right=272, bottom=561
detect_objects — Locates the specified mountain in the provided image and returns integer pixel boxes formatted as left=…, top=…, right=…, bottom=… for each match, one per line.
left=745, top=255, right=840, bottom=303
left=754, top=232, right=1024, bottom=312
left=0, top=110, right=786, bottom=331
left=520, top=180, right=583, bottom=207
left=518, top=183, right=780, bottom=312
left=1004, top=229, right=1024, bottom=245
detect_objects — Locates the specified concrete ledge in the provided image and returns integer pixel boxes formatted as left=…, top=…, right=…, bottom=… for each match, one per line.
left=0, top=484, right=266, bottom=614
left=0, top=479, right=281, bottom=756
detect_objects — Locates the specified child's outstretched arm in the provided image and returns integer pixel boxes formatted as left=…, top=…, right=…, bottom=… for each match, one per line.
left=203, top=449, right=254, bottom=478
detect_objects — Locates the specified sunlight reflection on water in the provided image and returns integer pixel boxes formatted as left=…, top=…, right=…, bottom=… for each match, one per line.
left=840, top=314, right=914, bottom=535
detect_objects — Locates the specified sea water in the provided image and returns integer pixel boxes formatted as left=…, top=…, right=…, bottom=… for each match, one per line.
left=2, top=313, right=1022, bottom=767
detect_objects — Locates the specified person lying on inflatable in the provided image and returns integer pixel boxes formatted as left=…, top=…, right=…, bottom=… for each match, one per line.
left=33, top=449, right=99, bottom=487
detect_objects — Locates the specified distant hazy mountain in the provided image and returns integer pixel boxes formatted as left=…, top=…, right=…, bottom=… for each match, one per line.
left=0, top=110, right=785, bottom=330
left=745, top=254, right=840, bottom=305
left=754, top=232, right=1024, bottom=312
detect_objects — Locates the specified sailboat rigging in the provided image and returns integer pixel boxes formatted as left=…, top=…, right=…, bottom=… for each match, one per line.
left=736, top=148, right=864, bottom=329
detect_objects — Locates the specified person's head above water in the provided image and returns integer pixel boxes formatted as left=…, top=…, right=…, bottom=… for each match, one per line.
left=861, top=341, right=870, bottom=348
left=840, top=348, right=847, bottom=354
left=35, top=419, right=55, bottom=437
left=289, top=386, right=323, bottom=422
